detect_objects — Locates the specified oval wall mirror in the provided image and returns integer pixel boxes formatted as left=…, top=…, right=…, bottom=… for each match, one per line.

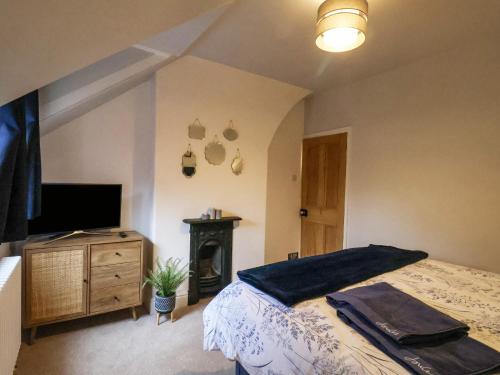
left=205, top=137, right=226, bottom=165
left=223, top=120, right=238, bottom=141
left=188, top=118, right=206, bottom=140
left=231, top=149, right=243, bottom=175
left=182, top=145, right=197, bottom=178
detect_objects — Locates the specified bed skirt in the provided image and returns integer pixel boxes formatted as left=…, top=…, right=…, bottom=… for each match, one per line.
left=235, top=362, right=250, bottom=375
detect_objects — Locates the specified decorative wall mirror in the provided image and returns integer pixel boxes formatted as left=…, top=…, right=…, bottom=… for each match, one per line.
left=231, top=149, right=243, bottom=175
left=188, top=118, right=206, bottom=140
left=223, top=120, right=238, bottom=141
left=205, top=136, right=226, bottom=165
left=182, top=144, right=197, bottom=178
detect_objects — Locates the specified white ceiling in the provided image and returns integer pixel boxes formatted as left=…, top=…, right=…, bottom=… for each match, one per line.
left=188, top=0, right=500, bottom=91
left=139, top=3, right=232, bottom=57
left=0, top=0, right=231, bottom=106
left=4, top=0, right=499, bottom=108
left=38, top=4, right=233, bottom=135
left=39, top=48, right=154, bottom=107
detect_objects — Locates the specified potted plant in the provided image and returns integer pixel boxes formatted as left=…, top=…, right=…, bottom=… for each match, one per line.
left=143, top=257, right=189, bottom=317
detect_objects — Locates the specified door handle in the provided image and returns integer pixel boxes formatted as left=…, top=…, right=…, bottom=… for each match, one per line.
left=300, top=208, right=308, bottom=217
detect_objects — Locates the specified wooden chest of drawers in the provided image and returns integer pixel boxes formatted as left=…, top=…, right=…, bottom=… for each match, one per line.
left=23, top=231, right=145, bottom=343
left=89, top=241, right=142, bottom=314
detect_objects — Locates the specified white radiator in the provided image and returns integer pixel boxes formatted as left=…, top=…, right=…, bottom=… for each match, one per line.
left=0, top=256, right=21, bottom=375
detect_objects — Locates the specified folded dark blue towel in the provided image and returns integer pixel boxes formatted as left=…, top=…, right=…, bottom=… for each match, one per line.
left=327, top=283, right=500, bottom=375
left=328, top=282, right=469, bottom=345
left=237, top=244, right=427, bottom=306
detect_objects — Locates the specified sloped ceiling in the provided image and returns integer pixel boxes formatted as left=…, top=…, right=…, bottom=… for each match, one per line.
left=39, top=49, right=173, bottom=135
left=189, top=0, right=500, bottom=91
left=138, top=3, right=232, bottom=57
left=5, top=0, right=500, bottom=107
left=0, top=0, right=230, bottom=106
left=38, top=3, right=232, bottom=135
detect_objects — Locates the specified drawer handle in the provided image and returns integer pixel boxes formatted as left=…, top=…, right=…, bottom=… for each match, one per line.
left=115, top=252, right=122, bottom=256
left=114, top=296, right=120, bottom=302
left=114, top=274, right=120, bottom=279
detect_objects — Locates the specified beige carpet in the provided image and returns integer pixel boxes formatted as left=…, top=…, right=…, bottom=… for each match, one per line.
left=15, top=299, right=234, bottom=375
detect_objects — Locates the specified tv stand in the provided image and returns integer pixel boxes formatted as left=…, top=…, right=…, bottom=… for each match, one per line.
left=23, top=231, right=145, bottom=344
left=44, top=230, right=113, bottom=245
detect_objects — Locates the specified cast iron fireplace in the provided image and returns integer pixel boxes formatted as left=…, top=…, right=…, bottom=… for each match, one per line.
left=183, top=216, right=241, bottom=305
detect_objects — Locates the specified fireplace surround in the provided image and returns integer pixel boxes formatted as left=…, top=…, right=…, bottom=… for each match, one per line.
left=183, top=216, right=241, bottom=305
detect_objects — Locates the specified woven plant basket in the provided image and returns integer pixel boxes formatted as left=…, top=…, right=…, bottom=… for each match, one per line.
left=155, top=292, right=176, bottom=313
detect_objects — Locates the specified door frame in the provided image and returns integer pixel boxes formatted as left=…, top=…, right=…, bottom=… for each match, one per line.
left=302, top=126, right=351, bottom=249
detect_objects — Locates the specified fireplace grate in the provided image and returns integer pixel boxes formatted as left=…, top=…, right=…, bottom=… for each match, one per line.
left=184, top=216, right=241, bottom=305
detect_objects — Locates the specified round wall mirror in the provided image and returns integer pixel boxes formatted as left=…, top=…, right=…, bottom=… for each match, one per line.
left=223, top=120, right=238, bottom=141
left=231, top=149, right=243, bottom=175
left=205, top=138, right=226, bottom=165
left=182, top=145, right=197, bottom=178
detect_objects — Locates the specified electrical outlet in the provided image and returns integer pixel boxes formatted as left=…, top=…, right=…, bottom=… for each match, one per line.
left=288, top=252, right=299, bottom=260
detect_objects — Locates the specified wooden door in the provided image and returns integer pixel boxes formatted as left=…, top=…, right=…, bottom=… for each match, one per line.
left=26, top=245, right=88, bottom=325
left=301, top=133, right=347, bottom=257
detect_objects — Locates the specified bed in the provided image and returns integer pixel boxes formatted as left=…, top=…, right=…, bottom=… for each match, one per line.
left=203, top=258, right=500, bottom=374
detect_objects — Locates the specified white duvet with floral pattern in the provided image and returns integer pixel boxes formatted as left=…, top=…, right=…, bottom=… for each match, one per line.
left=203, top=259, right=500, bottom=374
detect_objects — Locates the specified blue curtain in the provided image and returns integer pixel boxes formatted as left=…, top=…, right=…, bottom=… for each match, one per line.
left=0, top=91, right=41, bottom=242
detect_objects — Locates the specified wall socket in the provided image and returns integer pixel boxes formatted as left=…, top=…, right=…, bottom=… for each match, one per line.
left=288, top=252, right=299, bottom=260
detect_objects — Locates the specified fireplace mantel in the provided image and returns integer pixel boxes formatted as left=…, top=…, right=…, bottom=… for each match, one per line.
left=183, top=216, right=242, bottom=225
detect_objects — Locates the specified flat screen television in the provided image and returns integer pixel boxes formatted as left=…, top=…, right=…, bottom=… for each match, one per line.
left=28, top=183, right=122, bottom=235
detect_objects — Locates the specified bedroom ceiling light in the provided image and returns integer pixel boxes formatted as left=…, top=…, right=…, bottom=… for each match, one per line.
left=315, top=0, right=368, bottom=53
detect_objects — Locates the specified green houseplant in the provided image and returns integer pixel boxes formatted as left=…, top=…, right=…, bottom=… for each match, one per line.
left=143, top=257, right=189, bottom=315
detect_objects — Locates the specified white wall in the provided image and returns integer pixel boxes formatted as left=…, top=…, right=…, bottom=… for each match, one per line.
left=265, top=101, right=304, bottom=264
left=41, top=79, right=156, bottom=238
left=153, top=56, right=309, bottom=297
left=305, top=40, right=500, bottom=273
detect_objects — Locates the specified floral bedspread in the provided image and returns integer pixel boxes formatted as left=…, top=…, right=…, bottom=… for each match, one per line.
left=203, top=259, right=500, bottom=374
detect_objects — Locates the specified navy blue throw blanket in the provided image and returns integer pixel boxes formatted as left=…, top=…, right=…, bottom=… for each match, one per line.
left=237, top=245, right=427, bottom=306
left=327, top=283, right=500, bottom=375
left=0, top=91, right=42, bottom=242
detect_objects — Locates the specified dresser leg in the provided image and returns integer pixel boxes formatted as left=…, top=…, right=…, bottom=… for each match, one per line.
left=156, top=312, right=160, bottom=326
left=28, top=326, right=37, bottom=345
left=131, top=306, right=138, bottom=321
left=170, top=310, right=175, bottom=323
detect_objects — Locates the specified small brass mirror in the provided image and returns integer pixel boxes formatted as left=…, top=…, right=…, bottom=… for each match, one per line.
left=231, top=149, right=243, bottom=175
left=188, top=118, right=206, bottom=140
left=223, top=120, right=238, bottom=141
left=205, top=136, right=226, bottom=165
left=182, top=145, right=197, bottom=178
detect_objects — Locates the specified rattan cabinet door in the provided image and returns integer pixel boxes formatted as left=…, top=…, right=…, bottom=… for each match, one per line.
left=26, top=246, right=88, bottom=325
